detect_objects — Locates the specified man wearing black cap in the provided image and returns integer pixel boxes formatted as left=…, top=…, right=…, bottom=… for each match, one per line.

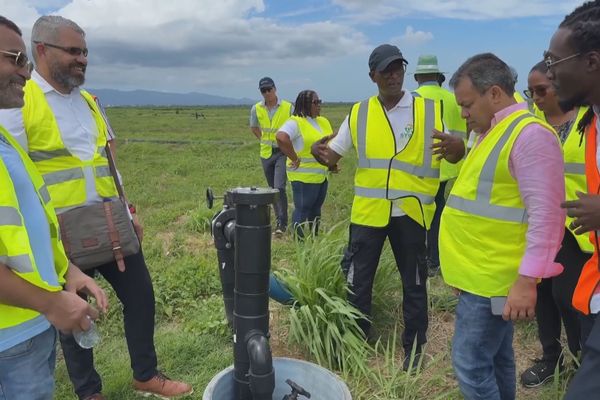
left=312, top=44, right=464, bottom=370
left=250, top=77, right=293, bottom=234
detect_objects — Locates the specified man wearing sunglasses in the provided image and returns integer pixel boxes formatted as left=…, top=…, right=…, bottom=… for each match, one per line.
left=249, top=77, right=293, bottom=235
left=0, top=15, right=109, bottom=400
left=546, top=1, right=600, bottom=398
left=0, top=15, right=192, bottom=400
left=312, top=44, right=465, bottom=371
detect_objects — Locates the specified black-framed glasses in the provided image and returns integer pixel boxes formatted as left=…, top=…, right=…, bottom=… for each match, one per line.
left=260, top=87, right=273, bottom=94
left=523, top=86, right=550, bottom=99
left=312, top=99, right=322, bottom=105
left=0, top=50, right=33, bottom=72
left=36, top=42, right=88, bottom=57
left=544, top=52, right=580, bottom=68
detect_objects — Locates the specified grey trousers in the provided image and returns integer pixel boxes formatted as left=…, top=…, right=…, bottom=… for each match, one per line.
left=261, top=149, right=288, bottom=227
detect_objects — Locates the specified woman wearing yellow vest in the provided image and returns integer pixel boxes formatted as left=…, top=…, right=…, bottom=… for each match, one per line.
left=518, top=61, right=593, bottom=387
left=276, top=90, right=332, bottom=238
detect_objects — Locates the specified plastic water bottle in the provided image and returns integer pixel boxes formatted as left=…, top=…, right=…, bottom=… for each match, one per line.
left=73, top=316, right=100, bottom=349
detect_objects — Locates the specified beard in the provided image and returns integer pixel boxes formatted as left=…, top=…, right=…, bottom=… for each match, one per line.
left=0, top=78, right=26, bottom=108
left=49, top=59, right=86, bottom=92
left=558, top=92, right=589, bottom=112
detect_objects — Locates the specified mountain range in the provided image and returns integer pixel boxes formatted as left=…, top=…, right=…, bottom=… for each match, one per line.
left=86, top=88, right=255, bottom=107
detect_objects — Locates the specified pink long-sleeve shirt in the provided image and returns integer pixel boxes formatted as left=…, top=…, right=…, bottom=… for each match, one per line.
left=475, top=102, right=566, bottom=279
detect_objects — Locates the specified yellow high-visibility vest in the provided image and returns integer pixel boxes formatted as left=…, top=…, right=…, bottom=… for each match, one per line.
left=414, top=85, right=467, bottom=181
left=255, top=100, right=292, bottom=159
left=0, top=126, right=68, bottom=329
left=440, top=110, right=557, bottom=297
left=22, top=81, right=118, bottom=210
left=348, top=95, right=443, bottom=228
left=535, top=106, right=593, bottom=253
left=286, top=116, right=331, bottom=184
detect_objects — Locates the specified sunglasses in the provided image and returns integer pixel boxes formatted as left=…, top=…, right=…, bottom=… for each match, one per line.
left=523, top=86, right=550, bottom=99
left=36, top=42, right=88, bottom=57
left=0, top=50, right=33, bottom=72
left=260, top=87, right=273, bottom=94
left=312, top=99, right=322, bottom=105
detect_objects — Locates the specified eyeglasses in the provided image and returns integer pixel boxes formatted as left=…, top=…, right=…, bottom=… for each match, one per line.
left=523, top=86, right=550, bottom=99
left=312, top=99, right=322, bottom=105
left=36, top=42, right=88, bottom=57
left=544, top=52, right=580, bottom=68
left=260, top=87, right=273, bottom=94
left=0, top=50, right=33, bottom=72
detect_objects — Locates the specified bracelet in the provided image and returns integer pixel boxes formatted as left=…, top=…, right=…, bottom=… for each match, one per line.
left=128, top=203, right=136, bottom=214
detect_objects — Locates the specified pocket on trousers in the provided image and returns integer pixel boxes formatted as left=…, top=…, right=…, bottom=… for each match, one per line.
left=0, top=338, right=34, bottom=359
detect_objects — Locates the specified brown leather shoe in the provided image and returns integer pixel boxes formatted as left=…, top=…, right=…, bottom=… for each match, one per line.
left=133, top=372, right=193, bottom=399
left=83, top=394, right=106, bottom=400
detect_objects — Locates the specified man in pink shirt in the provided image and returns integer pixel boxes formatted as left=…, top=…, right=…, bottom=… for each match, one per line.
left=439, top=53, right=565, bottom=400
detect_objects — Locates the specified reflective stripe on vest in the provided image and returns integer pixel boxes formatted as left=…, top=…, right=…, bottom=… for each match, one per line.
left=349, top=95, right=442, bottom=227
left=255, top=101, right=292, bottom=158
left=22, top=81, right=118, bottom=209
left=445, top=114, right=529, bottom=223
left=286, top=116, right=331, bottom=183
left=355, top=186, right=435, bottom=204
left=0, top=126, right=68, bottom=329
left=573, top=115, right=600, bottom=314
left=356, top=99, right=437, bottom=178
left=565, top=162, right=586, bottom=175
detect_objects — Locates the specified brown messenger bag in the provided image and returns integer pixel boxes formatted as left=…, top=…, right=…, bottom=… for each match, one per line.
left=57, top=142, right=139, bottom=272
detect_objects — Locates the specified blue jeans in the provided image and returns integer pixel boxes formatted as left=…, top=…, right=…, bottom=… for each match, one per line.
left=452, top=292, right=515, bottom=400
left=290, top=180, right=328, bottom=238
left=0, top=326, right=57, bottom=400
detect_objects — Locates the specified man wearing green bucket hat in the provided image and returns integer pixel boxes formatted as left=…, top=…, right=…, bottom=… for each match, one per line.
left=414, top=55, right=467, bottom=277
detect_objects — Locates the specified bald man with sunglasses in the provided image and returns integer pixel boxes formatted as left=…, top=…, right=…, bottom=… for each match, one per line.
left=0, top=15, right=192, bottom=400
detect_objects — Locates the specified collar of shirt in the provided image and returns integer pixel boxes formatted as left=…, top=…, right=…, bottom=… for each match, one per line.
left=480, top=102, right=527, bottom=138
left=384, top=91, right=413, bottom=113
left=260, top=96, right=282, bottom=107
left=32, top=70, right=79, bottom=97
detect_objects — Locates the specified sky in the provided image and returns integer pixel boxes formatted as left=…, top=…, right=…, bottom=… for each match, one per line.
left=2, top=0, right=587, bottom=102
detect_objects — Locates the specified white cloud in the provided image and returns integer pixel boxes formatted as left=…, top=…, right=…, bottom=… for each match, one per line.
left=393, top=26, right=434, bottom=47
left=0, top=0, right=369, bottom=96
left=332, top=0, right=585, bottom=21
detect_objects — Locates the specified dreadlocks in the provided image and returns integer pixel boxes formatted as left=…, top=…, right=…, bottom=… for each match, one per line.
left=293, top=90, right=317, bottom=118
left=560, top=0, right=600, bottom=132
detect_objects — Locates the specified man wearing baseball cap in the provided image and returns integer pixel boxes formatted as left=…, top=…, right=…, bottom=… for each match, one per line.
left=249, top=77, right=293, bottom=234
left=312, top=44, right=465, bottom=370
left=413, top=55, right=467, bottom=277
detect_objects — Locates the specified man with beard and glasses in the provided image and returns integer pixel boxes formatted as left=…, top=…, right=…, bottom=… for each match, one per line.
left=0, top=16, right=192, bottom=400
left=311, top=44, right=465, bottom=371
left=0, top=15, right=109, bottom=400
left=546, top=1, right=600, bottom=398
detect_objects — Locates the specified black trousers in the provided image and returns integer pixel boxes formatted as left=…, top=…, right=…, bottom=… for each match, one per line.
left=341, top=216, right=428, bottom=352
left=427, top=180, right=447, bottom=266
left=565, top=313, right=600, bottom=399
left=534, top=230, right=590, bottom=362
left=60, top=251, right=158, bottom=399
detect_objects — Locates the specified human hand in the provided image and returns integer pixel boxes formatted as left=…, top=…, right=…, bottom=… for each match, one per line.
left=431, top=130, right=465, bottom=162
left=562, top=192, right=600, bottom=234
left=289, top=158, right=300, bottom=170
left=503, top=275, right=537, bottom=321
left=328, top=163, right=340, bottom=174
left=311, top=135, right=332, bottom=165
left=65, top=264, right=108, bottom=314
left=43, top=290, right=98, bottom=333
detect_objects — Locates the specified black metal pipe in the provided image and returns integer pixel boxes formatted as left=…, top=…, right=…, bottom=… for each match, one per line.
left=246, top=330, right=275, bottom=400
left=230, top=187, right=278, bottom=400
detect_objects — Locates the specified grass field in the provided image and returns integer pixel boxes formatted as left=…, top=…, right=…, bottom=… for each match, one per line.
left=52, top=104, right=572, bottom=399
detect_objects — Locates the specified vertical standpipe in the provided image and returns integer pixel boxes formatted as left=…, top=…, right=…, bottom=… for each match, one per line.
left=230, top=187, right=278, bottom=400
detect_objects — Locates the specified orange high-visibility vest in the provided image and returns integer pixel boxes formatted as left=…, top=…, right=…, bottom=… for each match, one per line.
left=573, top=115, right=600, bottom=315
